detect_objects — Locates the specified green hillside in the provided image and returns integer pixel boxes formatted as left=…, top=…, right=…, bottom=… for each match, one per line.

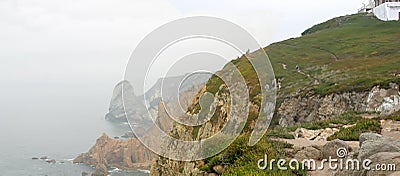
left=267, top=13, right=400, bottom=96
left=203, top=14, right=400, bottom=103
left=194, top=13, right=400, bottom=175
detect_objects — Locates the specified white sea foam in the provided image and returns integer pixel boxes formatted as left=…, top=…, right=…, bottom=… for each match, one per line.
left=138, top=169, right=150, bottom=173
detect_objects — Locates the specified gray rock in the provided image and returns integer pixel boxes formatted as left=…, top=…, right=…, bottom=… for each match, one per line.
left=359, top=133, right=382, bottom=147
left=278, top=85, right=400, bottom=127
left=46, top=159, right=56, bottom=164
left=294, top=146, right=322, bottom=161
left=365, top=152, right=400, bottom=175
left=338, top=133, right=400, bottom=176
left=105, top=80, right=149, bottom=127
left=358, top=134, right=400, bottom=161
left=322, top=139, right=350, bottom=159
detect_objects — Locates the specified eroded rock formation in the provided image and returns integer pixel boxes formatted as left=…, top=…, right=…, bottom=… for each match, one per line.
left=278, top=84, right=400, bottom=127
left=74, top=133, right=154, bottom=175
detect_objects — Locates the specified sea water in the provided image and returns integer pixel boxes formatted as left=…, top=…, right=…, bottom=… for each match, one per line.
left=0, top=81, right=148, bottom=176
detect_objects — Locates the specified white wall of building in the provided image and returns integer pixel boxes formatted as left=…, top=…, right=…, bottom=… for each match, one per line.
left=373, top=2, right=400, bottom=21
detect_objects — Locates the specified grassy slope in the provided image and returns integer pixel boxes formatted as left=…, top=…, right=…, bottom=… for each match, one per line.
left=267, top=14, right=400, bottom=96
left=194, top=14, right=400, bottom=175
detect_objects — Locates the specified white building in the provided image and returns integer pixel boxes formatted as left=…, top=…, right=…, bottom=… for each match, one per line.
left=358, top=0, right=375, bottom=13
left=373, top=0, right=400, bottom=21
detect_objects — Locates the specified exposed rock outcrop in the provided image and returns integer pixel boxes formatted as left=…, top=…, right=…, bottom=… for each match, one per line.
left=294, top=127, right=340, bottom=141
left=150, top=72, right=255, bottom=175
left=77, top=75, right=209, bottom=176
left=144, top=74, right=211, bottom=108
left=150, top=82, right=400, bottom=175
left=74, top=133, right=154, bottom=176
left=105, top=80, right=149, bottom=126
left=278, top=84, right=400, bottom=127
left=105, top=74, right=210, bottom=137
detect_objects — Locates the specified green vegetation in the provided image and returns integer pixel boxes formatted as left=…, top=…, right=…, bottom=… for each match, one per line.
left=194, top=13, right=400, bottom=136
left=266, top=112, right=365, bottom=140
left=192, top=126, right=200, bottom=139
left=267, top=14, right=400, bottom=96
left=285, top=112, right=361, bottom=131
left=199, top=135, right=306, bottom=176
left=267, top=112, right=382, bottom=141
left=327, top=119, right=381, bottom=141
left=266, top=127, right=295, bottom=139
left=385, top=111, right=400, bottom=121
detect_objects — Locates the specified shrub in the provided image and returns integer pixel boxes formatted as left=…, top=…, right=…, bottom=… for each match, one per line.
left=327, top=119, right=381, bottom=141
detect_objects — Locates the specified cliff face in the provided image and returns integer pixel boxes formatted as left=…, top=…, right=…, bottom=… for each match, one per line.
left=106, top=74, right=210, bottom=130
left=150, top=84, right=400, bottom=175
left=73, top=133, right=154, bottom=175
left=148, top=14, right=400, bottom=175
left=150, top=77, right=257, bottom=175
left=145, top=74, right=211, bottom=106
left=76, top=75, right=208, bottom=175
left=105, top=80, right=149, bottom=126
left=277, top=83, right=400, bottom=126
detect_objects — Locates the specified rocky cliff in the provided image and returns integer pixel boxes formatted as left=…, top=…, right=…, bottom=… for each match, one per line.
left=278, top=83, right=400, bottom=127
left=106, top=74, right=210, bottom=128
left=73, top=133, right=154, bottom=175
left=105, top=80, right=149, bottom=126
left=150, top=14, right=400, bottom=175
left=150, top=81, right=400, bottom=175
left=76, top=75, right=209, bottom=175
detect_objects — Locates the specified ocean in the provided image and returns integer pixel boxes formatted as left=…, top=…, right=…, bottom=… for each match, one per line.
left=0, top=81, right=148, bottom=176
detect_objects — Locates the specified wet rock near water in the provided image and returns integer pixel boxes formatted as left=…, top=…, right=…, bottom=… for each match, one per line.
left=73, top=133, right=154, bottom=176
left=46, top=159, right=56, bottom=164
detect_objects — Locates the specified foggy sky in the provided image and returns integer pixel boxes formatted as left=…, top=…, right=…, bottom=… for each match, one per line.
left=0, top=0, right=367, bottom=87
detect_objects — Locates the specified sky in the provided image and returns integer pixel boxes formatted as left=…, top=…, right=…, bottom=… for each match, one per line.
left=0, top=0, right=369, bottom=89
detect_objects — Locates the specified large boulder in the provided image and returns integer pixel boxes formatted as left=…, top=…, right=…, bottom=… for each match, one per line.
left=337, top=133, right=400, bottom=176
left=293, top=146, right=322, bottom=161
left=358, top=134, right=400, bottom=161
left=322, top=139, right=350, bottom=159
left=359, top=133, right=382, bottom=146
